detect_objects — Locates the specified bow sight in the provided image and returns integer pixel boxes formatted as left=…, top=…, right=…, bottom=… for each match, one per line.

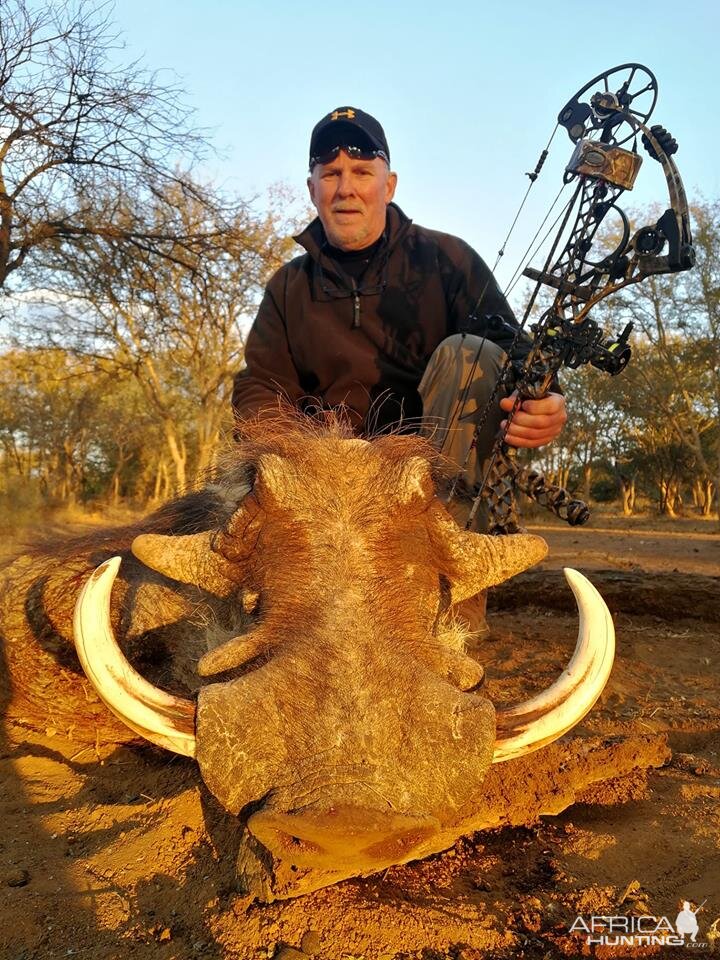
left=464, top=63, right=695, bottom=534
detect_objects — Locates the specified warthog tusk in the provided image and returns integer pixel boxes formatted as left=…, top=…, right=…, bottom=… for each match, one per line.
left=492, top=568, right=615, bottom=762
left=73, top=557, right=197, bottom=757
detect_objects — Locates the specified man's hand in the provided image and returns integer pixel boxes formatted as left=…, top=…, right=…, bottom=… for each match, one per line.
left=499, top=391, right=567, bottom=449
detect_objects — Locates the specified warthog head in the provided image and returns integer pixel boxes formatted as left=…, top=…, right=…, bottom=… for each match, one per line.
left=73, top=416, right=613, bottom=893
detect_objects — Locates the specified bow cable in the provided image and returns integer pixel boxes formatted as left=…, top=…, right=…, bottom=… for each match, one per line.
left=438, top=124, right=562, bottom=458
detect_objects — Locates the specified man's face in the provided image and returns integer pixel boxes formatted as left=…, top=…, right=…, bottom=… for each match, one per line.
left=307, top=150, right=397, bottom=251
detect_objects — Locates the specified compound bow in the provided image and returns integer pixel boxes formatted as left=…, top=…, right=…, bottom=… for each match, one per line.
left=451, top=63, right=695, bottom=534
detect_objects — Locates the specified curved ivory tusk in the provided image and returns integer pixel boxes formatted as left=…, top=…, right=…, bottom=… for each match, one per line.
left=73, top=557, right=197, bottom=758
left=492, top=568, right=615, bottom=763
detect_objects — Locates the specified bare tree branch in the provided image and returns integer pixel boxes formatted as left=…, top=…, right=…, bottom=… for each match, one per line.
left=0, top=0, right=229, bottom=288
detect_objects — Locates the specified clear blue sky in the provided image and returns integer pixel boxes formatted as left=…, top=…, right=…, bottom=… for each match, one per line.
left=110, top=0, right=715, bottom=290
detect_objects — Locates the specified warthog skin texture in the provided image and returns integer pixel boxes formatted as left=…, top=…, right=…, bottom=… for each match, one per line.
left=2, top=413, right=648, bottom=900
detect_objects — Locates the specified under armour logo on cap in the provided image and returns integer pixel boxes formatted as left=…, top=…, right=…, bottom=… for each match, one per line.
left=309, top=107, right=390, bottom=168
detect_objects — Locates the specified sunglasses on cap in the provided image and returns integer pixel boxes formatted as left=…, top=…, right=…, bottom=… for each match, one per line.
left=309, top=144, right=389, bottom=170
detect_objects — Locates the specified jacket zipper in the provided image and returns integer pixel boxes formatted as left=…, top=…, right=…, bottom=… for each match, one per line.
left=351, top=279, right=361, bottom=328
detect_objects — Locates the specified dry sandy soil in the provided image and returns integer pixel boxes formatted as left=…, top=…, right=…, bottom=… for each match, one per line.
left=1, top=511, right=719, bottom=959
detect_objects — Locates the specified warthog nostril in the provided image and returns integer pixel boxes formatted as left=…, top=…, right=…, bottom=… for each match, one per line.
left=363, top=829, right=432, bottom=861
left=247, top=806, right=440, bottom=868
left=275, top=831, right=325, bottom=857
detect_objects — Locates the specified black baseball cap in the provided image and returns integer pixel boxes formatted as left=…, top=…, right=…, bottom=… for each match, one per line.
left=309, top=107, right=390, bottom=168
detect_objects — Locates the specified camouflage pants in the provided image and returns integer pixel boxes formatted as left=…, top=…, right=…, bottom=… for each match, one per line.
left=419, top=334, right=506, bottom=532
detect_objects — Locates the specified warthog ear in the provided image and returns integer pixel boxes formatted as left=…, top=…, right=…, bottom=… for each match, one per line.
left=428, top=508, right=547, bottom=603
left=132, top=531, right=240, bottom=596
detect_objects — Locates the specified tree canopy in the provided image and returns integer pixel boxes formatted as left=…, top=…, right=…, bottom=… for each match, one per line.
left=0, top=0, right=242, bottom=291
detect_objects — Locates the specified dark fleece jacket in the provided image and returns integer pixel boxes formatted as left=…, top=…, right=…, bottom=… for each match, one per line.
left=232, top=203, right=532, bottom=433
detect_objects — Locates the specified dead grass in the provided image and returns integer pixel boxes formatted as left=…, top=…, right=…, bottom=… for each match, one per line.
left=0, top=500, right=145, bottom=563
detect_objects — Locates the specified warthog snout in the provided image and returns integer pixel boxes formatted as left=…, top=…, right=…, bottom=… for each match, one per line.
left=247, top=805, right=440, bottom=870
left=194, top=658, right=497, bottom=822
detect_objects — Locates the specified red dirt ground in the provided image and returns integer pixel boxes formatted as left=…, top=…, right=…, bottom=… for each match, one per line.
left=2, top=512, right=719, bottom=959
